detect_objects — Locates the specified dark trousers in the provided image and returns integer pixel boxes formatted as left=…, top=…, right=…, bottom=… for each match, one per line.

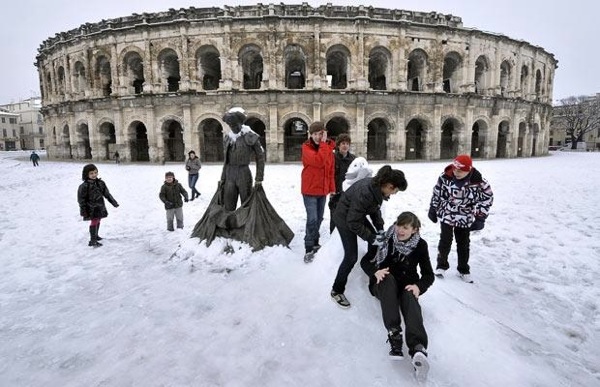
left=371, top=275, right=428, bottom=354
left=437, top=222, right=471, bottom=274
left=303, top=195, right=326, bottom=252
left=223, top=165, right=252, bottom=211
left=332, top=225, right=377, bottom=294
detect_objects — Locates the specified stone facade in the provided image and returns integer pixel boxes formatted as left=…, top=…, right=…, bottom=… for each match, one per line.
left=0, top=98, right=45, bottom=150
left=35, top=3, right=557, bottom=162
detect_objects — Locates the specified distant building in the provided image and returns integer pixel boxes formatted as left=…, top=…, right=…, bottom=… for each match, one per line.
left=0, top=97, right=45, bottom=150
left=550, top=94, right=600, bottom=150
left=0, top=108, right=20, bottom=150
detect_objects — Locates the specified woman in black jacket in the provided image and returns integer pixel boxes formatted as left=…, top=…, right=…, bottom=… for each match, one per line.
left=361, top=211, right=433, bottom=382
left=330, top=165, right=407, bottom=308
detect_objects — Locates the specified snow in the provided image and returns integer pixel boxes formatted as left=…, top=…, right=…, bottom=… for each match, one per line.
left=1, top=150, right=599, bottom=386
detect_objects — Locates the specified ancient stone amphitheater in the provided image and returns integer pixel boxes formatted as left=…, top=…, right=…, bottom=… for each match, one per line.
left=36, top=3, right=557, bottom=162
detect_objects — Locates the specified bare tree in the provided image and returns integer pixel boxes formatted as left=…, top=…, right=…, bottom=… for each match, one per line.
left=557, top=96, right=600, bottom=149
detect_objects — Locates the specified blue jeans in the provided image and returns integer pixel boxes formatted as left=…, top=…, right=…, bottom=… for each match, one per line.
left=303, top=195, right=326, bottom=252
left=188, top=173, right=200, bottom=196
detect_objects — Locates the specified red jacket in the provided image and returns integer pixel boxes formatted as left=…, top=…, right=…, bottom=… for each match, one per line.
left=301, top=139, right=336, bottom=196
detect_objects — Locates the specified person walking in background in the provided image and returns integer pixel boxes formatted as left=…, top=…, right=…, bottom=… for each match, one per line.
left=159, top=171, right=189, bottom=231
left=330, top=165, right=408, bottom=308
left=427, top=154, right=494, bottom=283
left=77, top=164, right=119, bottom=247
left=185, top=150, right=202, bottom=200
left=301, top=121, right=336, bottom=263
left=30, top=151, right=40, bottom=167
left=360, top=211, right=433, bottom=382
left=328, top=133, right=355, bottom=233
left=114, top=151, right=120, bottom=164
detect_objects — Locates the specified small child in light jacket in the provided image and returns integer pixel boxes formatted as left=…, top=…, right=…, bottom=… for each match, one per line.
left=159, top=171, right=189, bottom=231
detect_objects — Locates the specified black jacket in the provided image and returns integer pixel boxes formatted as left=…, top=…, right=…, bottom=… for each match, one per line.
left=361, top=238, right=434, bottom=295
left=159, top=179, right=189, bottom=209
left=332, top=177, right=384, bottom=243
left=334, top=151, right=356, bottom=193
left=77, top=179, right=118, bottom=220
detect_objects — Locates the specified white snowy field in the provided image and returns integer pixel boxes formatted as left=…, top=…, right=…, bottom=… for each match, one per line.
left=0, top=150, right=599, bottom=387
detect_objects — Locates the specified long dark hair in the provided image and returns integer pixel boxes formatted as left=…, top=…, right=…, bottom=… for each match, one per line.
left=372, top=165, right=407, bottom=191
left=81, top=164, right=98, bottom=181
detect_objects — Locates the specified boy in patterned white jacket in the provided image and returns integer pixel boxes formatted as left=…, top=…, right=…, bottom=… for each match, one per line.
left=427, top=155, right=493, bottom=283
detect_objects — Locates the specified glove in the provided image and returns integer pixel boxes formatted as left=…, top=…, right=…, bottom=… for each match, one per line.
left=372, top=230, right=387, bottom=247
left=165, top=201, right=174, bottom=209
left=184, top=198, right=189, bottom=203
left=427, top=207, right=437, bottom=223
left=470, top=218, right=486, bottom=231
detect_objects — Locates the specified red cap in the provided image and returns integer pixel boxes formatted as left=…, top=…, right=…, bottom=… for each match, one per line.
left=452, top=155, right=472, bottom=172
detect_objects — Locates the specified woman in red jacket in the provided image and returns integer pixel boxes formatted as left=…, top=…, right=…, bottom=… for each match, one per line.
left=301, top=121, right=336, bottom=263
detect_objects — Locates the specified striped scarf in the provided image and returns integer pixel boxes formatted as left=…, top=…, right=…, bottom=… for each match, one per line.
left=375, top=225, right=420, bottom=266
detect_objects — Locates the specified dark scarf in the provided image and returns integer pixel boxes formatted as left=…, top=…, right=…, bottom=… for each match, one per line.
left=375, top=225, right=420, bottom=266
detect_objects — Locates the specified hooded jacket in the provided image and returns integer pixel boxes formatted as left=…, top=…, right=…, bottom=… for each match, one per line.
left=159, top=179, right=189, bottom=209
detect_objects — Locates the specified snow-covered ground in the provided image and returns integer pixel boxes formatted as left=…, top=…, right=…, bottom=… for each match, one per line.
left=0, top=150, right=598, bottom=387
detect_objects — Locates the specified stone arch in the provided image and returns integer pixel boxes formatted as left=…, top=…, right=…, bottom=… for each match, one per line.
left=45, top=70, right=53, bottom=96
left=239, top=44, right=264, bottom=90
left=73, top=61, right=86, bottom=94
left=95, top=55, right=112, bottom=96
left=500, top=60, right=512, bottom=96
left=517, top=121, right=527, bottom=157
left=197, top=118, right=224, bottom=162
left=127, top=120, right=149, bottom=162
left=98, top=120, right=117, bottom=160
left=57, top=66, right=66, bottom=95
left=284, top=44, right=307, bottom=90
left=440, top=116, right=462, bottom=159
left=160, top=116, right=185, bottom=162
left=122, top=50, right=145, bottom=94
left=368, top=46, right=391, bottom=90
left=62, top=123, right=73, bottom=159
left=196, top=45, right=221, bottom=91
left=283, top=116, right=309, bottom=161
left=324, top=115, right=351, bottom=140
left=405, top=117, right=429, bottom=160
left=496, top=119, right=510, bottom=158
left=474, top=55, right=490, bottom=94
left=531, top=122, right=540, bottom=156
left=326, top=44, right=351, bottom=89
left=157, top=48, right=181, bottom=92
left=471, top=118, right=490, bottom=158
left=76, top=121, right=92, bottom=159
left=367, top=117, right=390, bottom=160
left=443, top=51, right=463, bottom=93
left=520, top=65, right=530, bottom=96
left=407, top=48, right=428, bottom=91
left=535, top=69, right=543, bottom=99
left=245, top=116, right=267, bottom=158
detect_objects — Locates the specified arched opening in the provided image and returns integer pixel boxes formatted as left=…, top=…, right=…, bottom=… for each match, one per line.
left=284, top=118, right=308, bottom=161
left=95, top=56, right=112, bottom=96
left=158, top=48, right=180, bottom=92
left=471, top=120, right=488, bottom=158
left=368, top=47, right=390, bottom=90
left=198, top=119, right=224, bottom=162
left=99, top=122, right=116, bottom=160
left=46, top=72, right=53, bottom=96
left=74, top=61, right=86, bottom=94
left=62, top=125, right=72, bottom=159
left=197, top=45, right=221, bottom=91
left=500, top=61, right=511, bottom=96
left=405, top=119, right=425, bottom=160
left=535, top=69, right=543, bottom=100
left=325, top=116, right=350, bottom=143
left=245, top=117, right=267, bottom=159
left=474, top=55, right=489, bottom=95
left=407, top=49, right=428, bottom=91
left=520, top=65, right=529, bottom=96
left=76, top=123, right=92, bottom=159
left=367, top=118, right=388, bottom=160
left=163, top=120, right=185, bottom=162
left=52, top=127, right=57, bottom=146
left=326, top=45, right=350, bottom=89
left=517, top=122, right=527, bottom=157
left=440, top=118, right=460, bottom=159
left=239, top=45, right=263, bottom=90
left=443, top=52, right=462, bottom=93
left=57, top=66, right=66, bottom=95
left=531, top=123, right=539, bottom=156
left=284, top=45, right=306, bottom=89
left=496, top=120, right=510, bottom=158
left=123, top=51, right=144, bottom=94
left=128, top=121, right=149, bottom=162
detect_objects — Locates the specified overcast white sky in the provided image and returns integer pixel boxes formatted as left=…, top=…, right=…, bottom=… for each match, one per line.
left=1, top=0, right=597, bottom=104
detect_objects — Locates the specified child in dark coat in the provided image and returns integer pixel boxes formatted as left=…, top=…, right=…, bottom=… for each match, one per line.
left=159, top=171, right=189, bottom=231
left=361, top=211, right=434, bottom=382
left=77, top=164, right=119, bottom=247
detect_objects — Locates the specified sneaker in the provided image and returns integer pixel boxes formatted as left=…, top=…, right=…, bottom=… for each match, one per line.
left=387, top=328, right=404, bottom=359
left=434, top=268, right=446, bottom=278
left=458, top=273, right=474, bottom=283
left=303, top=250, right=315, bottom=263
left=412, top=351, right=429, bottom=382
left=330, top=291, right=351, bottom=308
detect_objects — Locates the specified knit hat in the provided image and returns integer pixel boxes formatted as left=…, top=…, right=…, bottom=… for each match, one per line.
left=452, top=155, right=472, bottom=172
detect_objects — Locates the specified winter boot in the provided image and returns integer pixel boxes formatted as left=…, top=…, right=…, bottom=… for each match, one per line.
left=88, top=226, right=102, bottom=247
left=387, top=328, right=404, bottom=359
left=96, top=223, right=103, bottom=241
